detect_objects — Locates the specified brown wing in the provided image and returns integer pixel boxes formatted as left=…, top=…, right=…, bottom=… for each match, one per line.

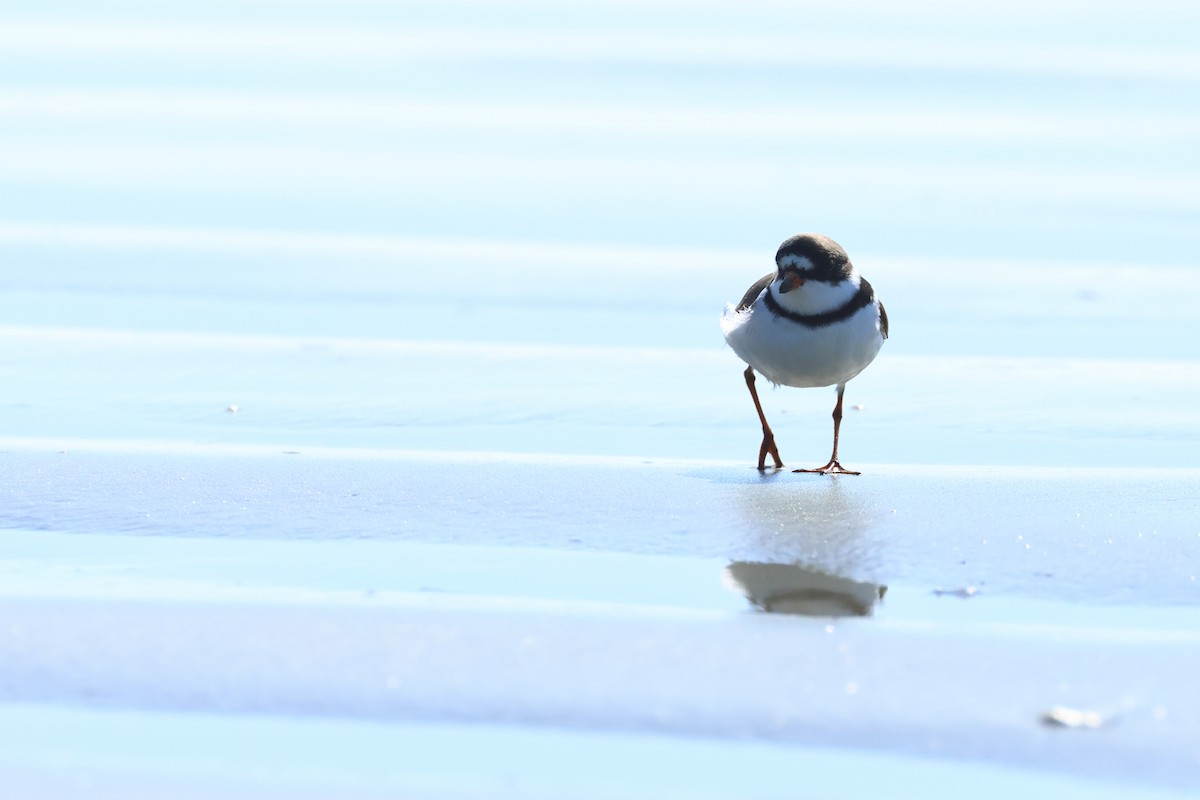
left=736, top=273, right=775, bottom=311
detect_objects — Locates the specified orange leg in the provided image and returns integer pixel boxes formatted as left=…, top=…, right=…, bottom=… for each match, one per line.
left=743, top=367, right=783, bottom=470
left=794, top=383, right=860, bottom=475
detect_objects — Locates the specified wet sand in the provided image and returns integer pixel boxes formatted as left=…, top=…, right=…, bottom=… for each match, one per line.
left=2, top=1, right=1200, bottom=797
left=2, top=449, right=1199, bottom=795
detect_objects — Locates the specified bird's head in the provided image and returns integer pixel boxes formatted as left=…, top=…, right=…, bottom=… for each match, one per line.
left=771, top=233, right=860, bottom=312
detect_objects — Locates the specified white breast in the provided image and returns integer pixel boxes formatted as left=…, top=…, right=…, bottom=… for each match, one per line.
left=720, top=290, right=884, bottom=388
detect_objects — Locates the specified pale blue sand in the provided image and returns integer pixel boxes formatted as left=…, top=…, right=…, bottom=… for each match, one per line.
left=1, top=0, right=1199, bottom=796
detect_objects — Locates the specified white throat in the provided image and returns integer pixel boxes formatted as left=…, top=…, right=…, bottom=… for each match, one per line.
left=772, top=272, right=861, bottom=315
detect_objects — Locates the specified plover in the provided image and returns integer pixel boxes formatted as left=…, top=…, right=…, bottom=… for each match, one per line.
left=720, top=233, right=887, bottom=475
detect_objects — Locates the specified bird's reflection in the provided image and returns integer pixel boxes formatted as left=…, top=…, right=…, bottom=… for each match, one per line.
left=732, top=477, right=882, bottom=565
left=724, top=470, right=890, bottom=616
left=724, top=560, right=886, bottom=617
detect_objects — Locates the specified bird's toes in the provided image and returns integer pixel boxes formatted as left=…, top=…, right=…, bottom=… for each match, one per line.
left=793, top=461, right=861, bottom=476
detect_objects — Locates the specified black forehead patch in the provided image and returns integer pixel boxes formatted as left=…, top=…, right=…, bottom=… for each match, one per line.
left=775, top=234, right=853, bottom=283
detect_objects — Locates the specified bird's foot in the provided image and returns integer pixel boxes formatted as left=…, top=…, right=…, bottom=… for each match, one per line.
left=793, top=460, right=860, bottom=476
left=756, top=433, right=783, bottom=471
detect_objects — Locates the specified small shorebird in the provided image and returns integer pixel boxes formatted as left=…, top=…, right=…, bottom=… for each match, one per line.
left=720, top=234, right=888, bottom=475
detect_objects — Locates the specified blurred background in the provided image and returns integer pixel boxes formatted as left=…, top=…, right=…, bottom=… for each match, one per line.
left=2, top=0, right=1199, bottom=256
left=1, top=0, right=1198, bottom=461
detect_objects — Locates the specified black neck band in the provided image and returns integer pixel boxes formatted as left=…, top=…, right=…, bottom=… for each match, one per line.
left=762, top=279, right=875, bottom=328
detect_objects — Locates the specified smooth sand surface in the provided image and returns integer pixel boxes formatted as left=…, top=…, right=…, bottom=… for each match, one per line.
left=2, top=1, right=1199, bottom=796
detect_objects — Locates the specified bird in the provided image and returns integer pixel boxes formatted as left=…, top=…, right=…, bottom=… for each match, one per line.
left=720, top=233, right=887, bottom=475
